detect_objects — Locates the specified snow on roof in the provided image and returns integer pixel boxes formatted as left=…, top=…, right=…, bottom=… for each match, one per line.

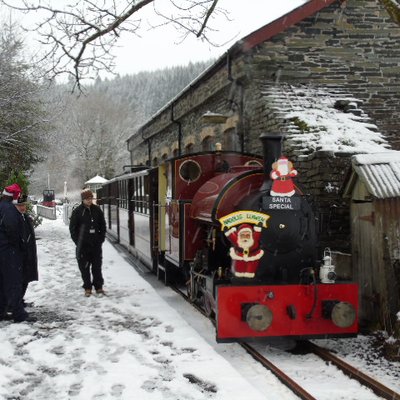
left=85, top=175, right=109, bottom=184
left=351, top=152, right=400, bottom=198
left=262, top=84, right=391, bottom=157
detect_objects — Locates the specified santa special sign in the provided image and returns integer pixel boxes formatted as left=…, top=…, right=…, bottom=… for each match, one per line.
left=263, top=195, right=301, bottom=210
left=219, top=210, right=270, bottom=230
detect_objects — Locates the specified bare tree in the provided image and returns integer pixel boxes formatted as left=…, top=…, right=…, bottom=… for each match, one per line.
left=0, top=0, right=223, bottom=91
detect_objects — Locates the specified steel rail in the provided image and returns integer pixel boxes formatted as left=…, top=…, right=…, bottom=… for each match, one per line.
left=240, top=342, right=317, bottom=400
left=305, top=341, right=400, bottom=400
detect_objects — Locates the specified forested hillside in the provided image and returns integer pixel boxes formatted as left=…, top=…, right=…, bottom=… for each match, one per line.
left=30, top=60, right=212, bottom=198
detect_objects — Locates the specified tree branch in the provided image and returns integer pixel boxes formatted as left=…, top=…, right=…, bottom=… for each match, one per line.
left=0, top=0, right=223, bottom=91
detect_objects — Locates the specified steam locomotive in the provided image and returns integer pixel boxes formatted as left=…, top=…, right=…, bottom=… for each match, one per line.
left=98, top=134, right=358, bottom=342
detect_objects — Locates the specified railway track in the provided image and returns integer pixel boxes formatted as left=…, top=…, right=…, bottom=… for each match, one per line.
left=169, top=283, right=400, bottom=400
left=242, top=341, right=400, bottom=400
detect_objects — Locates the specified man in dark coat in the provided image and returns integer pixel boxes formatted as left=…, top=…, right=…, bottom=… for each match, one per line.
left=69, top=188, right=107, bottom=297
left=14, top=195, right=38, bottom=300
left=0, top=183, right=32, bottom=322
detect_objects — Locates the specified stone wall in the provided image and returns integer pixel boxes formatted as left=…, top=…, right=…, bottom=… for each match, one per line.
left=244, top=0, right=400, bottom=149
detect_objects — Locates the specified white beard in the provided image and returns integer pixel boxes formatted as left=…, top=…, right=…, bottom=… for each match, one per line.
left=238, top=237, right=254, bottom=250
left=277, top=163, right=289, bottom=175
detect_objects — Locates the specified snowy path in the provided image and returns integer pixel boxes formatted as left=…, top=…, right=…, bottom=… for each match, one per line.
left=0, top=218, right=295, bottom=400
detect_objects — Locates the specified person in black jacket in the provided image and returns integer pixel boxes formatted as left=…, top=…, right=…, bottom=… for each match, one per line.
left=69, top=188, right=106, bottom=297
left=0, top=183, right=33, bottom=322
left=14, top=195, right=38, bottom=302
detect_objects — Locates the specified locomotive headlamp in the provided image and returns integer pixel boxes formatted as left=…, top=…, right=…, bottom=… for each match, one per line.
left=331, top=301, right=357, bottom=328
left=244, top=304, right=273, bottom=331
left=319, top=248, right=337, bottom=283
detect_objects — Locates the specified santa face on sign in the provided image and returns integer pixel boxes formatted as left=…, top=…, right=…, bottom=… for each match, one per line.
left=237, top=227, right=254, bottom=249
left=224, top=224, right=264, bottom=278
left=270, top=156, right=298, bottom=197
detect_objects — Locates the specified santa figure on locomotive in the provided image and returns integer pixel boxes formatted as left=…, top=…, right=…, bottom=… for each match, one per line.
left=224, top=224, right=264, bottom=278
left=270, top=156, right=298, bottom=197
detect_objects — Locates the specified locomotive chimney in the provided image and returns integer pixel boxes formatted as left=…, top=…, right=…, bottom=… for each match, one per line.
left=259, top=134, right=283, bottom=191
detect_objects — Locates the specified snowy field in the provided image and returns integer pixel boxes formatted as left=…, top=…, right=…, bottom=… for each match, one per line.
left=0, top=214, right=399, bottom=400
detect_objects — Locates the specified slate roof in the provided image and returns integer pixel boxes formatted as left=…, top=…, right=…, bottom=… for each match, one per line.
left=261, top=84, right=390, bottom=157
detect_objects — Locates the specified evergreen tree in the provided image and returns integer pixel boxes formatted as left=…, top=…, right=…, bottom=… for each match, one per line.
left=0, top=22, right=49, bottom=189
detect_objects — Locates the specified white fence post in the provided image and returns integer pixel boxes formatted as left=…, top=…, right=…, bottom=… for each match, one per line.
left=62, top=203, right=79, bottom=225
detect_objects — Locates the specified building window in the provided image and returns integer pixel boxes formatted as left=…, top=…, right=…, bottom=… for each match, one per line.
left=223, top=128, right=240, bottom=151
left=185, top=143, right=194, bottom=154
left=202, top=136, right=213, bottom=151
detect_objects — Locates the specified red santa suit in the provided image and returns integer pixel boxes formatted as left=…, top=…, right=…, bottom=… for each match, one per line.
left=224, top=224, right=264, bottom=278
left=270, top=156, right=297, bottom=197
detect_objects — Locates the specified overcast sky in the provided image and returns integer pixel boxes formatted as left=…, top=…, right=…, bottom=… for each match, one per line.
left=3, top=0, right=307, bottom=77
left=103, top=0, right=308, bottom=76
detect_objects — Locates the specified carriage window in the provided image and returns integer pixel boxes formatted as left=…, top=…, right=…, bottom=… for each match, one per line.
left=143, top=175, right=150, bottom=214
left=139, top=177, right=144, bottom=213
left=179, top=159, right=202, bottom=183
left=118, top=180, right=128, bottom=209
left=132, top=177, right=139, bottom=212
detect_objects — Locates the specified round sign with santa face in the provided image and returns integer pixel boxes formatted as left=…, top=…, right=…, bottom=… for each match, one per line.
left=270, top=156, right=298, bottom=197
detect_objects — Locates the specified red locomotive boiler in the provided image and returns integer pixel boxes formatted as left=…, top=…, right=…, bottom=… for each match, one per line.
left=98, top=134, right=358, bottom=342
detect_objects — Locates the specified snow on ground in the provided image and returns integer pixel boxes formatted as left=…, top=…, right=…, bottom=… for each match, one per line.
left=0, top=216, right=296, bottom=400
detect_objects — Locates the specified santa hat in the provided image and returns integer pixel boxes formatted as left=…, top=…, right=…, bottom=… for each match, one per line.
left=238, top=224, right=253, bottom=234
left=81, top=188, right=94, bottom=200
left=2, top=183, right=22, bottom=200
left=277, top=156, right=289, bottom=164
left=13, top=194, right=28, bottom=205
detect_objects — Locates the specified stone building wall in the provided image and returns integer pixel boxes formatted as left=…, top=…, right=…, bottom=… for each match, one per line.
left=242, top=0, right=400, bottom=149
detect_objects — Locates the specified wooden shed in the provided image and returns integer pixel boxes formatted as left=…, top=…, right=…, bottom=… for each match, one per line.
left=343, top=152, right=400, bottom=332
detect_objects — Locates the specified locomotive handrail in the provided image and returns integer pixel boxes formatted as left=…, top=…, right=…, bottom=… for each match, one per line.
left=190, top=270, right=209, bottom=279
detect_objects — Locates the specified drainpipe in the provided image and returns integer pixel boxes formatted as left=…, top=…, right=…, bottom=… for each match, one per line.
left=140, top=128, right=151, bottom=166
left=226, top=52, right=245, bottom=153
left=147, top=139, right=152, bottom=166
left=171, top=102, right=182, bottom=156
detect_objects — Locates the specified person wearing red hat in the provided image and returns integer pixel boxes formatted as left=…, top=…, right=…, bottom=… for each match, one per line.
left=224, top=223, right=264, bottom=278
left=14, top=195, right=38, bottom=303
left=0, top=183, right=34, bottom=322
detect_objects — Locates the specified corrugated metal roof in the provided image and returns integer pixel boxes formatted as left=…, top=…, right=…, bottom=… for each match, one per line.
left=352, top=152, right=400, bottom=199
